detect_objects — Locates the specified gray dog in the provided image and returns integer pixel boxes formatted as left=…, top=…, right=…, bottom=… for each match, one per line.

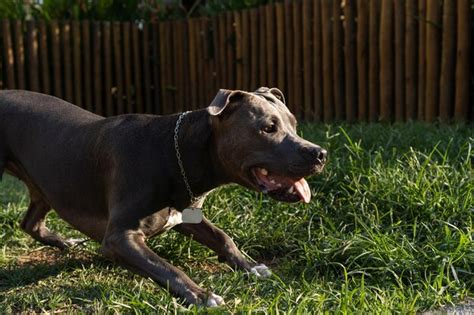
left=0, top=87, right=327, bottom=306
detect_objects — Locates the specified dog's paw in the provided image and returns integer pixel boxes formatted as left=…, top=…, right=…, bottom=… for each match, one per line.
left=205, top=293, right=225, bottom=307
left=250, top=264, right=272, bottom=278
left=64, top=238, right=88, bottom=247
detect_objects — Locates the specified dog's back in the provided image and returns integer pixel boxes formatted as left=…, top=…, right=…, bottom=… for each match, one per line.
left=0, top=90, right=103, bottom=180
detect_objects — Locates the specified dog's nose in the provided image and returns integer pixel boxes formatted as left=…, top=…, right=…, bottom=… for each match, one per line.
left=300, top=146, right=327, bottom=164
left=317, top=148, right=328, bottom=163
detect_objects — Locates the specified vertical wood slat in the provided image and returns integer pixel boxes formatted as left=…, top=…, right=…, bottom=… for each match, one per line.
left=265, top=4, right=275, bottom=88
left=113, top=22, right=124, bottom=114
left=312, top=0, right=323, bottom=121
left=241, top=10, right=251, bottom=91
left=211, top=17, right=220, bottom=94
left=201, top=19, right=212, bottom=103
left=132, top=23, right=143, bottom=113
left=332, top=0, right=344, bottom=120
left=82, top=21, right=93, bottom=111
left=166, top=21, right=176, bottom=112
left=179, top=20, right=186, bottom=110
left=234, top=11, right=243, bottom=90
left=302, top=0, right=313, bottom=119
left=369, top=0, right=380, bottom=121
left=344, top=0, right=357, bottom=122
left=174, top=20, right=184, bottom=111
left=51, top=20, right=62, bottom=98
left=142, top=23, right=152, bottom=113
left=321, top=0, right=333, bottom=122
left=217, top=14, right=227, bottom=89
left=81, top=21, right=94, bottom=111
left=26, top=21, right=39, bottom=92
left=38, top=21, right=50, bottom=94
left=72, top=21, right=82, bottom=107
left=167, top=22, right=176, bottom=110
left=151, top=22, right=160, bottom=114
left=357, top=0, right=369, bottom=121
left=258, top=6, right=266, bottom=87
left=293, top=1, right=303, bottom=117
left=379, top=0, right=394, bottom=121
left=439, top=1, right=456, bottom=120
left=123, top=22, right=133, bottom=113
left=284, top=1, right=294, bottom=112
left=249, top=9, right=258, bottom=90
left=182, top=21, right=191, bottom=108
left=226, top=12, right=235, bottom=88
left=275, top=3, right=286, bottom=94
left=195, top=19, right=204, bottom=108
left=187, top=19, right=197, bottom=110
left=417, top=0, right=427, bottom=120
left=2, top=20, right=15, bottom=89
left=394, top=0, right=405, bottom=121
left=63, top=21, right=73, bottom=103
left=158, top=22, right=166, bottom=112
left=103, top=22, right=113, bottom=115
left=93, top=22, right=103, bottom=115
left=425, top=0, right=441, bottom=121
left=14, top=21, right=25, bottom=90
left=454, top=0, right=471, bottom=121
left=405, top=0, right=417, bottom=120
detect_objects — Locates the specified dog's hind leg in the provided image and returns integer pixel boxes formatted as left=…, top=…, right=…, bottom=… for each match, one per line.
left=0, top=147, right=5, bottom=181
left=173, top=217, right=271, bottom=277
left=20, top=193, right=72, bottom=250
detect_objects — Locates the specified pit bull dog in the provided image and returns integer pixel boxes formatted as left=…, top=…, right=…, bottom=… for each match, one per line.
left=0, top=87, right=327, bottom=306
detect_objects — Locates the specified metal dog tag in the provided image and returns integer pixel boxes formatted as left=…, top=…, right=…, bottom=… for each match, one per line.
left=182, top=207, right=203, bottom=224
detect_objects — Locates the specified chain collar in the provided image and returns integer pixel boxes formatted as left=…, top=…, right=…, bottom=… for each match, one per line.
left=174, top=111, right=202, bottom=205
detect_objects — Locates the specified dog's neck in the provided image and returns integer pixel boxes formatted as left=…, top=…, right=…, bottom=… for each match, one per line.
left=173, top=109, right=229, bottom=207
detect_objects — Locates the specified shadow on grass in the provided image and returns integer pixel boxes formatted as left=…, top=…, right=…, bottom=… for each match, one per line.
left=0, top=248, right=111, bottom=292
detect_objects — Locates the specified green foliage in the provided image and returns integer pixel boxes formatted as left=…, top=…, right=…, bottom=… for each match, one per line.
left=0, top=122, right=472, bottom=313
left=0, top=0, right=274, bottom=21
left=197, top=0, right=270, bottom=16
left=0, top=0, right=27, bottom=20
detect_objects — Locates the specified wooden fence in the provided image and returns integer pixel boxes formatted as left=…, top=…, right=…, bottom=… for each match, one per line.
left=0, top=0, right=472, bottom=122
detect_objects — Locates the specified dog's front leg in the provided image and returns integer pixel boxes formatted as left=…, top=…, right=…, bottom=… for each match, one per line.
left=100, top=229, right=224, bottom=306
left=174, top=217, right=271, bottom=277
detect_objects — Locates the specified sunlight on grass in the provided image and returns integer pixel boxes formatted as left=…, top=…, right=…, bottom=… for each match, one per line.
left=0, top=122, right=472, bottom=313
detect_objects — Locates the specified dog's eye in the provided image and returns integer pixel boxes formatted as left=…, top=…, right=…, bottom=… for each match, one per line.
left=262, top=123, right=277, bottom=134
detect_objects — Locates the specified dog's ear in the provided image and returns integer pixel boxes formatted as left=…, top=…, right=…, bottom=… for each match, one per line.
left=269, top=87, right=286, bottom=105
left=207, top=89, right=245, bottom=116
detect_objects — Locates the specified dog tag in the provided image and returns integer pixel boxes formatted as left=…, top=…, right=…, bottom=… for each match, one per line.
left=182, top=207, right=203, bottom=224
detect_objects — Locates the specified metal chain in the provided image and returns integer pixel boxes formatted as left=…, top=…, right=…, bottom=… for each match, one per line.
left=174, top=111, right=201, bottom=205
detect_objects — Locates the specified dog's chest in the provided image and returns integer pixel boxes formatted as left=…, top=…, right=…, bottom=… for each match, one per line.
left=141, top=207, right=203, bottom=236
left=163, top=208, right=183, bottom=230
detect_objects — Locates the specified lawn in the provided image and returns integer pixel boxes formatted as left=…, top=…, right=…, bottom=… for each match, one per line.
left=0, top=122, right=472, bottom=313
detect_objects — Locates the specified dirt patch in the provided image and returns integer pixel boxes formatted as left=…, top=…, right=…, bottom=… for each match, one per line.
left=421, top=298, right=474, bottom=315
left=15, top=247, right=96, bottom=267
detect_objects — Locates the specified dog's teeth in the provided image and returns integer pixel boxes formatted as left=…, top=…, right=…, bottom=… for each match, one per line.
left=288, top=186, right=294, bottom=193
left=270, top=179, right=276, bottom=184
left=260, top=168, right=268, bottom=176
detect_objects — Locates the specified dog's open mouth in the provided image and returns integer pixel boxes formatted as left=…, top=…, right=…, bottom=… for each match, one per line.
left=251, top=167, right=311, bottom=203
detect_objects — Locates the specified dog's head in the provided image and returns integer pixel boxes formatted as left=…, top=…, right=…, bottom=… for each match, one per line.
left=208, top=87, right=327, bottom=203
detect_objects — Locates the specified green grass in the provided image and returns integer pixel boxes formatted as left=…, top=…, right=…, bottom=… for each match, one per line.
left=0, top=122, right=473, bottom=313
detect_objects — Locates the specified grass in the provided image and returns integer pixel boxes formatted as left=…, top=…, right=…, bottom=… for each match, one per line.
left=0, top=122, right=473, bottom=313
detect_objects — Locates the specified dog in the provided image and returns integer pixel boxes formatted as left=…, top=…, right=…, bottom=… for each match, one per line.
left=0, top=87, right=327, bottom=306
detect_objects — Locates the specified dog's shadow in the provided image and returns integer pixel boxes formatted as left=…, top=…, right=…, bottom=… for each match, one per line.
left=0, top=247, right=110, bottom=292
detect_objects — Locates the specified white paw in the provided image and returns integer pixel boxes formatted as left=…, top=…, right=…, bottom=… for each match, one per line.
left=250, top=264, right=272, bottom=278
left=65, top=238, right=87, bottom=247
left=206, top=293, right=225, bottom=307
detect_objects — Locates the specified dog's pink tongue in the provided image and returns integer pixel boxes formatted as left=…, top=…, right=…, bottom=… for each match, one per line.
left=294, top=178, right=311, bottom=203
